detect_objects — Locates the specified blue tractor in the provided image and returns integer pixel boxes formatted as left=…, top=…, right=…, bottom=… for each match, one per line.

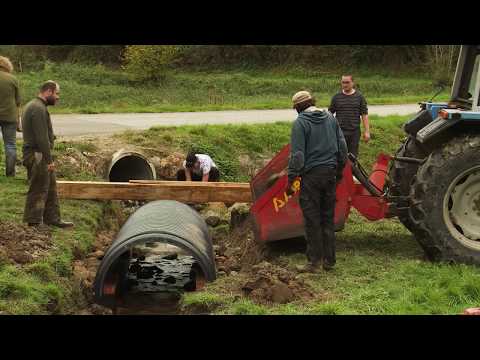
left=389, top=45, right=480, bottom=264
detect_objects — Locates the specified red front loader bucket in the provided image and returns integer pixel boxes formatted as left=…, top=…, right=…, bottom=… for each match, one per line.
left=250, top=144, right=354, bottom=243
left=250, top=144, right=390, bottom=243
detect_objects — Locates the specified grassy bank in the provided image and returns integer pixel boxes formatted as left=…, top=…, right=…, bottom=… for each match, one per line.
left=16, top=63, right=449, bottom=114
left=0, top=141, right=108, bottom=314
left=117, top=115, right=480, bottom=315
left=3, top=114, right=479, bottom=314
left=118, top=114, right=411, bottom=182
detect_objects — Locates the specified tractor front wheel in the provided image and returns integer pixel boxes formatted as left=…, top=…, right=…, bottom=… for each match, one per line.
left=410, top=135, right=480, bottom=264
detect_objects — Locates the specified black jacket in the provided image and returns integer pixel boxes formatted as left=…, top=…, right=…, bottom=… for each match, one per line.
left=288, top=107, right=348, bottom=182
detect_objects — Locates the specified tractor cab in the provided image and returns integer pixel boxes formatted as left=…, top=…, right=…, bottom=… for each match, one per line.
left=404, top=45, right=480, bottom=144
left=450, top=45, right=480, bottom=111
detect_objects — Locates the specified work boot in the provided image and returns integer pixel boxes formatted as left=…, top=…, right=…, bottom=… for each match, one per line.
left=46, top=221, right=75, bottom=229
left=323, top=262, right=335, bottom=272
left=296, top=262, right=321, bottom=274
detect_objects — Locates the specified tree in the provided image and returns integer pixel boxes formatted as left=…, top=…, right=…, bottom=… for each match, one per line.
left=122, top=45, right=186, bottom=81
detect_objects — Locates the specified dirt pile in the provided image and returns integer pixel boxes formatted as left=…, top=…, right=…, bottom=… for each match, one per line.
left=150, top=152, right=185, bottom=180
left=214, top=221, right=268, bottom=274
left=55, top=146, right=99, bottom=178
left=0, top=221, right=53, bottom=265
left=241, top=261, right=314, bottom=305
left=209, top=212, right=315, bottom=306
left=73, top=230, right=116, bottom=315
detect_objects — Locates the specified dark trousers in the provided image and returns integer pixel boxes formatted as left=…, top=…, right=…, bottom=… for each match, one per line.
left=342, top=128, right=361, bottom=158
left=0, top=121, right=17, bottom=177
left=23, top=151, right=61, bottom=224
left=176, top=167, right=220, bottom=182
left=299, top=166, right=337, bottom=266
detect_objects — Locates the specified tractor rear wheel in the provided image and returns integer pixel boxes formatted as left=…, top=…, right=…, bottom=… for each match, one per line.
left=409, top=135, right=480, bottom=264
left=389, top=136, right=427, bottom=233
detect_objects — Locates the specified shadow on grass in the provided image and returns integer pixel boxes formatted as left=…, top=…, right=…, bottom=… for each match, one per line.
left=263, top=220, right=424, bottom=263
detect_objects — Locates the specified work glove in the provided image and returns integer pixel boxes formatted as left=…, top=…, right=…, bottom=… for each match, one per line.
left=286, top=180, right=296, bottom=196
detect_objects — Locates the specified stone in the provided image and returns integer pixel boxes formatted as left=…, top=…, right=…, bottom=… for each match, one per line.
left=162, top=253, right=178, bottom=261
left=164, top=276, right=177, bottom=284
left=193, top=204, right=207, bottom=212
left=225, top=247, right=241, bottom=258
left=270, top=281, right=294, bottom=304
left=92, top=250, right=105, bottom=259
left=205, top=212, right=221, bottom=227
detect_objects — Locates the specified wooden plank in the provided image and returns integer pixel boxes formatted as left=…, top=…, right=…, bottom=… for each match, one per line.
left=57, top=181, right=253, bottom=203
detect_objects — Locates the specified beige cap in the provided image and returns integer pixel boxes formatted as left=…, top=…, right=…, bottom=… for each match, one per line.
left=292, top=91, right=313, bottom=106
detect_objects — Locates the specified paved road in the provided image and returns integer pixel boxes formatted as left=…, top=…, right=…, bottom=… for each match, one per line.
left=41, top=104, right=419, bottom=138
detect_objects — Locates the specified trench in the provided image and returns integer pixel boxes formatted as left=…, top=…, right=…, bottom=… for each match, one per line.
left=92, top=200, right=217, bottom=315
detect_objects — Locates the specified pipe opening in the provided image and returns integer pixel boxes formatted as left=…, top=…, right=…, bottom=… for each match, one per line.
left=94, top=201, right=216, bottom=313
left=108, top=151, right=156, bottom=182
left=101, top=241, right=207, bottom=313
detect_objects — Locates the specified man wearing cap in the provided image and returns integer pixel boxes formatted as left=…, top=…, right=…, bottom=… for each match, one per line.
left=329, top=75, right=370, bottom=159
left=287, top=91, right=348, bottom=273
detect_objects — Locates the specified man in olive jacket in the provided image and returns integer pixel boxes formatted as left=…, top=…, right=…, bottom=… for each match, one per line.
left=0, top=56, right=21, bottom=177
left=287, top=91, right=348, bottom=273
left=22, top=81, right=74, bottom=228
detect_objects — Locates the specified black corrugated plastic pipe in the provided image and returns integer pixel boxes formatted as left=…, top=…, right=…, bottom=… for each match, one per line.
left=108, top=150, right=156, bottom=182
left=94, top=200, right=217, bottom=307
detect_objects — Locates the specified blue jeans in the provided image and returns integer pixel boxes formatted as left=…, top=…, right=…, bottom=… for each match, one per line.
left=0, top=121, right=17, bottom=177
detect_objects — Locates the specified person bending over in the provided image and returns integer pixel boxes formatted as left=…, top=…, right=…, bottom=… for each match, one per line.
left=177, top=152, right=220, bottom=182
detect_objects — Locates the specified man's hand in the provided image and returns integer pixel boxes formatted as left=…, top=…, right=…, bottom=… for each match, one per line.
left=364, top=131, right=371, bottom=143
left=16, top=117, right=22, bottom=133
left=286, top=181, right=296, bottom=196
left=47, top=163, right=55, bottom=172
left=185, top=169, right=192, bottom=182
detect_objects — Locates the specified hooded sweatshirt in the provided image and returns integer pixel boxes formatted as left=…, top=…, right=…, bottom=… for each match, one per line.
left=288, top=107, right=348, bottom=182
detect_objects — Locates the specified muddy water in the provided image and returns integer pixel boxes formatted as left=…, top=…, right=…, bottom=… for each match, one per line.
left=114, top=252, right=199, bottom=315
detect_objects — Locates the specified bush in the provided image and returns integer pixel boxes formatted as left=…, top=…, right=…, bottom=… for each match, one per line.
left=0, top=45, right=124, bottom=71
left=122, top=45, right=187, bottom=81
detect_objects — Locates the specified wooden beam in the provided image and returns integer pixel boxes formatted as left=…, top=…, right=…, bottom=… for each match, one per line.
left=57, top=181, right=253, bottom=203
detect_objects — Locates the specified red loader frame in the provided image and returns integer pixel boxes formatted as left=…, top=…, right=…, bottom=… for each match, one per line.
left=250, top=144, right=393, bottom=243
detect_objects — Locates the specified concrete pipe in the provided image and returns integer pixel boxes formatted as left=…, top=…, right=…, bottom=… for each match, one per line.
left=94, top=200, right=217, bottom=308
left=108, top=150, right=156, bottom=182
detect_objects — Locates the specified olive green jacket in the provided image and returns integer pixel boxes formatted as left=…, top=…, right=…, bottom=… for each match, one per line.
left=0, top=71, right=21, bottom=122
left=22, top=97, right=55, bottom=164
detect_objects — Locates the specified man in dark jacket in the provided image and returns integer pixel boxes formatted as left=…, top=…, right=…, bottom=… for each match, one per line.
left=22, top=81, right=74, bottom=228
left=287, top=91, right=348, bottom=273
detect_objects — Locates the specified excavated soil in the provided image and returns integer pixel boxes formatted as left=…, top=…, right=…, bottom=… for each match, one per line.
left=0, top=221, right=53, bottom=265
left=242, top=261, right=315, bottom=305
left=73, top=229, right=116, bottom=315
left=213, top=220, right=315, bottom=305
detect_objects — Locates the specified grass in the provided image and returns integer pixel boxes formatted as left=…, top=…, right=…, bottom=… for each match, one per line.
left=3, top=113, right=479, bottom=314
left=0, top=141, right=107, bottom=314
left=119, top=114, right=410, bottom=182
left=160, top=115, right=480, bottom=315
left=15, top=62, right=450, bottom=114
